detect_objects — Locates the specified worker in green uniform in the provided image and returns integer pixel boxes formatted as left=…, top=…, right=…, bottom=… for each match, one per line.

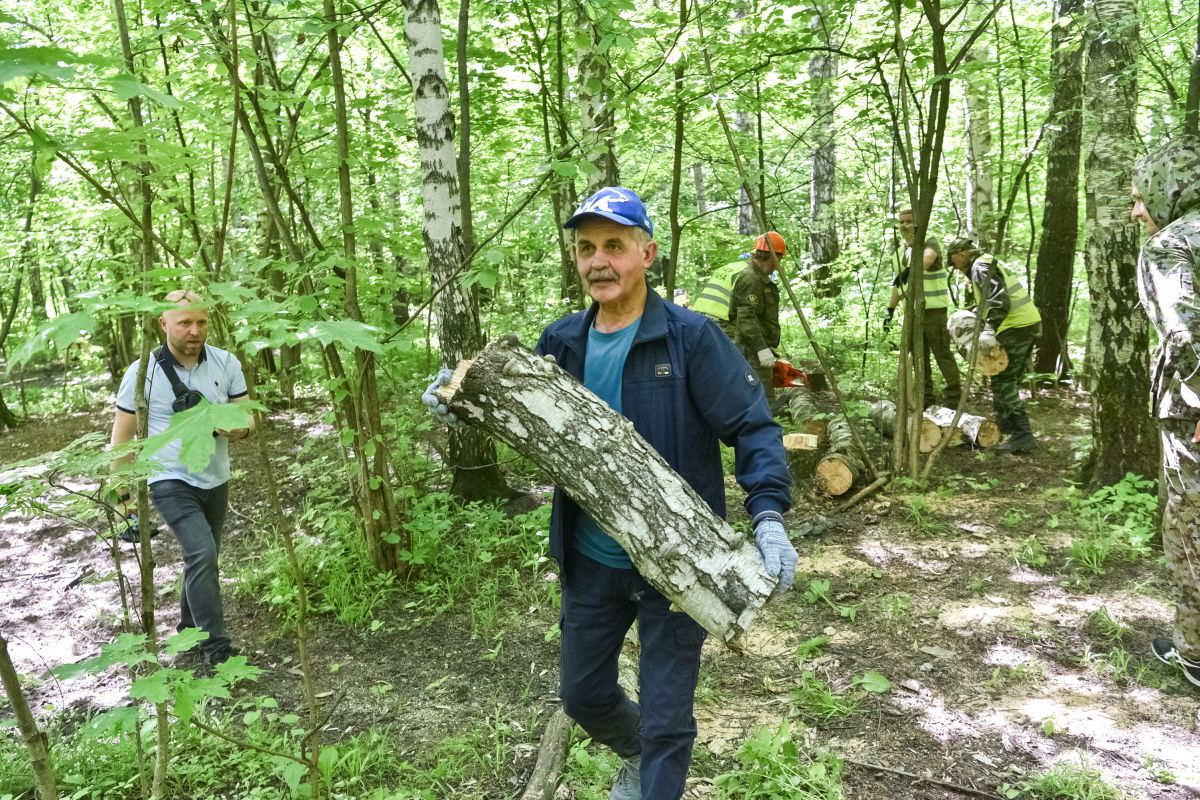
left=729, top=232, right=785, bottom=400
left=947, top=238, right=1042, bottom=453
left=691, top=259, right=747, bottom=340
left=885, top=208, right=961, bottom=408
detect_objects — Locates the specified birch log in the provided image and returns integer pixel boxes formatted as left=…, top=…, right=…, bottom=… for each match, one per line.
left=436, top=337, right=775, bottom=644
left=869, top=400, right=940, bottom=453
left=518, top=709, right=572, bottom=800
left=948, top=310, right=1008, bottom=376
left=923, top=405, right=1001, bottom=448
left=785, top=389, right=828, bottom=443
left=815, top=416, right=863, bottom=496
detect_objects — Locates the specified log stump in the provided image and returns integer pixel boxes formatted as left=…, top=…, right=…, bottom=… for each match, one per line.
left=815, top=417, right=862, bottom=497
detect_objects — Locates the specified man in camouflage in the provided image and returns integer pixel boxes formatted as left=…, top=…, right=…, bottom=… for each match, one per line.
left=1132, top=137, right=1200, bottom=688
left=947, top=238, right=1042, bottom=453
left=729, top=232, right=785, bottom=400
left=885, top=208, right=961, bottom=408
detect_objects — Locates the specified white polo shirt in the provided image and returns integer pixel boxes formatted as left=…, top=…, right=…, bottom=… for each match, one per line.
left=116, top=344, right=248, bottom=489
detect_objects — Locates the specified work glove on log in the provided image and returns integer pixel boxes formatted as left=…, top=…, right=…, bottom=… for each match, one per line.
left=422, top=368, right=461, bottom=427
left=757, top=348, right=775, bottom=369
left=753, top=510, right=797, bottom=591
left=978, top=329, right=1001, bottom=357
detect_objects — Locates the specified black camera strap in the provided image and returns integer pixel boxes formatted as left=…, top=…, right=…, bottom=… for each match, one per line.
left=153, top=346, right=193, bottom=404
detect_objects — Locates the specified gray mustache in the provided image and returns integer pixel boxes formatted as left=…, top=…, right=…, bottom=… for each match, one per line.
left=587, top=271, right=618, bottom=283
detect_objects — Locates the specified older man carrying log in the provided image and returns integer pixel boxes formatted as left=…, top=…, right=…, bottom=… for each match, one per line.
left=425, top=187, right=794, bottom=800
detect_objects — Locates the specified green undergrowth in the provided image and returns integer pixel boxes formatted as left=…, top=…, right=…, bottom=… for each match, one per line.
left=0, top=703, right=530, bottom=800
left=236, top=489, right=556, bottom=641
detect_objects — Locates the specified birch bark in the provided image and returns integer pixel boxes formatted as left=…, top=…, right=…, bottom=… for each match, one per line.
left=1081, top=0, right=1158, bottom=486
left=404, top=0, right=510, bottom=501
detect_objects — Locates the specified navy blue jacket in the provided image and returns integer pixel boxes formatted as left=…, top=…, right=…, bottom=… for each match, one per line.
left=535, top=290, right=792, bottom=565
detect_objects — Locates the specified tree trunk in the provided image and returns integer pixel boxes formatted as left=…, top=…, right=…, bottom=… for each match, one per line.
left=963, top=37, right=995, bottom=250
left=0, top=632, right=57, bottom=800
left=1032, top=0, right=1084, bottom=377
left=456, top=0, right=477, bottom=267
left=666, top=0, right=687, bottom=301
left=785, top=389, right=828, bottom=443
left=809, top=7, right=840, bottom=296
left=1080, top=0, right=1158, bottom=487
left=437, top=338, right=775, bottom=644
left=692, top=163, right=708, bottom=214
left=403, top=0, right=510, bottom=502
left=578, top=0, right=618, bottom=192
left=735, top=110, right=754, bottom=236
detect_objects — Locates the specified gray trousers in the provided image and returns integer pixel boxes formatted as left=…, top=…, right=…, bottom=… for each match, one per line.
left=150, top=480, right=230, bottom=656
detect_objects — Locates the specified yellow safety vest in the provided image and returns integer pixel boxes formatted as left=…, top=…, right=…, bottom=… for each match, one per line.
left=893, top=245, right=949, bottom=310
left=691, top=262, right=744, bottom=321
left=971, top=254, right=1041, bottom=333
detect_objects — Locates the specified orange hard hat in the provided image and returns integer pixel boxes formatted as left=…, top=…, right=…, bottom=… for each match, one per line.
left=754, top=231, right=786, bottom=257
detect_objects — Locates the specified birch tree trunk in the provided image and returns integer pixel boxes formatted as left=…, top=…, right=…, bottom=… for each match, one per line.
left=1081, top=0, right=1158, bottom=487
left=578, top=0, right=618, bottom=193
left=808, top=7, right=840, bottom=296
left=692, top=164, right=708, bottom=214
left=1032, top=0, right=1083, bottom=377
left=404, top=0, right=510, bottom=502
left=437, top=338, right=775, bottom=644
left=963, top=14, right=995, bottom=250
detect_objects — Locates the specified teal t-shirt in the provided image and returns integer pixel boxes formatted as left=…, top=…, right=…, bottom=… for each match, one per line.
left=572, top=317, right=641, bottom=568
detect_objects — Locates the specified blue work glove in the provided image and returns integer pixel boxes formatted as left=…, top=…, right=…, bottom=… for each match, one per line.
left=753, top=510, right=797, bottom=591
left=421, top=368, right=460, bottom=427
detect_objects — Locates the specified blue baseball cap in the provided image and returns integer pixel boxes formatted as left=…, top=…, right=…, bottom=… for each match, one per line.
left=563, top=186, right=654, bottom=237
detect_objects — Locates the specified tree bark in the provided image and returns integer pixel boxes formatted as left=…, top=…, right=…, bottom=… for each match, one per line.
left=963, top=47, right=995, bottom=250
left=870, top=399, right=941, bottom=453
left=518, top=708, right=572, bottom=800
left=1032, top=0, right=1084, bottom=377
left=437, top=338, right=775, bottom=644
left=403, top=0, right=510, bottom=502
left=923, top=404, right=1000, bottom=448
left=666, top=0, right=688, bottom=301
left=948, top=310, right=1008, bottom=375
left=0, top=632, right=57, bottom=800
left=815, top=416, right=862, bottom=497
left=577, top=0, right=618, bottom=192
left=809, top=7, right=840, bottom=296
left=1081, top=0, right=1158, bottom=487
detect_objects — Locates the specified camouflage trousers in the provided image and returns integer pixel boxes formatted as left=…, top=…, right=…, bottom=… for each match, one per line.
left=992, top=325, right=1038, bottom=420
left=1160, top=417, right=1200, bottom=662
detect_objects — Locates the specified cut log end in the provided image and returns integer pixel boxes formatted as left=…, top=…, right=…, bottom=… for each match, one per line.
left=975, top=420, right=1000, bottom=448
left=435, top=359, right=474, bottom=405
left=977, top=348, right=1009, bottom=377
left=816, top=454, right=856, bottom=496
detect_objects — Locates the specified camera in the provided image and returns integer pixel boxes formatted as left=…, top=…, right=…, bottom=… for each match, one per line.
left=171, top=389, right=203, bottom=413
left=118, top=514, right=161, bottom=544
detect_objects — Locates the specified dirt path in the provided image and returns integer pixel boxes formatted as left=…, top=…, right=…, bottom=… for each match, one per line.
left=2, top=389, right=1198, bottom=799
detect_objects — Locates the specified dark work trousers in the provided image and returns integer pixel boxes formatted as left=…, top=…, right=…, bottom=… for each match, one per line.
left=560, top=553, right=708, bottom=800
left=150, top=480, right=230, bottom=656
left=922, top=307, right=961, bottom=407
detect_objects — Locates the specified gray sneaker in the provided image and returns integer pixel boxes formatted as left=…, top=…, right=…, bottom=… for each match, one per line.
left=609, top=755, right=641, bottom=800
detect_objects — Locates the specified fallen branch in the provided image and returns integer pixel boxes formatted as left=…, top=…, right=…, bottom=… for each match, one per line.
left=518, top=709, right=572, bottom=800
left=843, top=757, right=1006, bottom=800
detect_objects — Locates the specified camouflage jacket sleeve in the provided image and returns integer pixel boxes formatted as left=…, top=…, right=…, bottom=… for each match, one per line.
left=969, top=260, right=1010, bottom=332
left=731, top=270, right=770, bottom=355
left=1141, top=230, right=1200, bottom=402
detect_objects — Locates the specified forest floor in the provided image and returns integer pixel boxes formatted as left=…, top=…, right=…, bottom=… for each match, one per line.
left=2, top=383, right=1200, bottom=799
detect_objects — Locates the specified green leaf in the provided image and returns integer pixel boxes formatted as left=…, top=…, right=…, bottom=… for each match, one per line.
left=0, top=46, right=78, bottom=83
left=83, top=706, right=140, bottom=736
left=140, top=399, right=256, bottom=474
left=550, top=161, right=579, bottom=178
left=53, top=633, right=151, bottom=679
left=130, top=670, right=172, bottom=704
left=298, top=319, right=382, bottom=353
left=164, top=628, right=210, bottom=655
left=213, top=655, right=262, bottom=686
left=112, top=76, right=181, bottom=108
left=857, top=671, right=891, bottom=694
left=11, top=311, right=95, bottom=366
